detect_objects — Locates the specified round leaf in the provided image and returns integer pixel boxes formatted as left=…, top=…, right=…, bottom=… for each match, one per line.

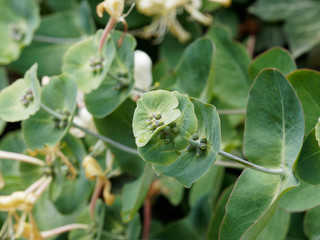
left=0, top=64, right=41, bottom=122
left=0, top=0, right=40, bottom=64
left=153, top=98, right=221, bottom=187
left=22, top=75, right=77, bottom=150
left=62, top=30, right=116, bottom=93
left=133, top=90, right=181, bottom=147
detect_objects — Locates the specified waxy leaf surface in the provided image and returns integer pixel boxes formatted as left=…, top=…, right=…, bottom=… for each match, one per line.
left=138, top=92, right=197, bottom=165
left=22, top=75, right=77, bottom=149
left=0, top=64, right=41, bottom=122
left=221, top=69, right=304, bottom=239
left=85, top=32, right=136, bottom=118
left=63, top=30, right=115, bottom=93
left=248, top=47, right=296, bottom=82
left=304, top=206, right=320, bottom=240
left=288, top=69, right=320, bottom=133
left=153, top=98, right=221, bottom=188
left=294, top=129, right=320, bottom=185
left=133, top=90, right=181, bottom=147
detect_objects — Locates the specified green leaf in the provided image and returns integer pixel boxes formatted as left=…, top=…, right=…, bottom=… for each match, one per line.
left=220, top=170, right=297, bottom=240
left=256, top=208, right=290, bottom=240
left=121, top=163, right=154, bottom=222
left=138, top=91, right=197, bottom=165
left=157, top=176, right=184, bottom=206
left=294, top=128, right=320, bottom=185
left=0, top=0, right=40, bottom=64
left=279, top=181, right=320, bottom=212
left=0, top=64, right=41, bottom=122
left=220, top=68, right=304, bottom=239
left=0, top=67, right=8, bottom=135
left=85, top=32, right=136, bottom=117
left=153, top=98, right=221, bottom=188
left=249, top=0, right=320, bottom=57
left=94, top=99, right=145, bottom=177
left=207, top=185, right=233, bottom=240
left=248, top=47, right=296, bottom=82
left=206, top=26, right=251, bottom=108
left=10, top=1, right=95, bottom=77
left=133, top=90, right=181, bottom=147
left=189, top=165, right=224, bottom=207
left=174, top=38, right=214, bottom=98
left=244, top=69, right=305, bottom=169
left=288, top=69, right=320, bottom=134
left=52, top=134, right=92, bottom=214
left=62, top=30, right=115, bottom=93
left=304, top=206, right=320, bottom=240
left=22, top=74, right=77, bottom=150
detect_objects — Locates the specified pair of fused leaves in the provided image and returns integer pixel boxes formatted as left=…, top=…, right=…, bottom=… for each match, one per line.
left=63, top=30, right=135, bottom=118
left=0, top=63, right=78, bottom=150
left=133, top=90, right=221, bottom=187
left=0, top=0, right=40, bottom=64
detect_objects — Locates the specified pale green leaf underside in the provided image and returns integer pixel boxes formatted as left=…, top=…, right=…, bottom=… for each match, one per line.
left=304, top=206, right=320, bottom=240
left=0, top=64, right=41, bottom=122
left=133, top=90, right=181, bottom=147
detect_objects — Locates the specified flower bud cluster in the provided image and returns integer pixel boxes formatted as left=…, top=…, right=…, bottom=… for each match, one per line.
left=158, top=122, right=179, bottom=144
left=186, top=133, right=208, bottom=157
left=147, top=111, right=164, bottom=130
left=52, top=109, right=70, bottom=129
left=89, top=56, right=104, bottom=72
left=20, top=88, right=34, bottom=107
left=10, top=23, right=25, bottom=41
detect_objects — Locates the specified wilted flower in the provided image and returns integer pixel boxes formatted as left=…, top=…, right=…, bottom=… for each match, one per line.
left=136, top=0, right=231, bottom=43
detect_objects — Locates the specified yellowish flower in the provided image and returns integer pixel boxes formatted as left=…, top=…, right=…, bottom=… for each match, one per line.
left=97, top=0, right=125, bottom=19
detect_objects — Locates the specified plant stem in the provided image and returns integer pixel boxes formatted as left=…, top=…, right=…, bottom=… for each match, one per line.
left=33, top=35, right=85, bottom=44
left=218, top=150, right=284, bottom=175
left=143, top=197, right=152, bottom=240
left=0, top=150, right=45, bottom=166
left=214, top=160, right=245, bottom=169
left=89, top=178, right=104, bottom=220
left=40, top=103, right=139, bottom=156
left=99, top=17, right=117, bottom=54
left=41, top=224, right=89, bottom=239
left=217, top=109, right=246, bottom=115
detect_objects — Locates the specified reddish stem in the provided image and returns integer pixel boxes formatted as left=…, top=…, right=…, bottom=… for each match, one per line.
left=142, top=197, right=152, bottom=240
left=98, top=17, right=117, bottom=55
left=90, top=178, right=104, bottom=219
left=118, top=19, right=128, bottom=47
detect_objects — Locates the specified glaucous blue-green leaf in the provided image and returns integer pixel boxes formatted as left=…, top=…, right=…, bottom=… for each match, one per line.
left=94, top=99, right=145, bottom=177
left=248, top=47, right=296, bottom=82
left=220, top=170, right=297, bottom=240
left=316, top=119, right=320, bottom=147
left=121, top=163, right=154, bottom=222
left=0, top=64, right=41, bottom=122
left=256, top=208, right=290, bottom=240
left=62, top=30, right=115, bottom=93
left=189, top=165, right=224, bottom=207
left=153, top=98, right=221, bottom=188
left=52, top=134, right=92, bottom=214
left=255, top=23, right=286, bottom=53
left=22, top=75, right=77, bottom=150
left=0, top=67, right=8, bottom=135
left=85, top=32, right=136, bottom=118
left=244, top=69, right=304, bottom=169
left=174, top=38, right=214, bottom=98
left=10, top=1, right=95, bottom=77
left=206, top=26, right=250, bottom=108
left=220, top=69, right=304, bottom=239
left=249, top=0, right=320, bottom=58
left=138, top=91, right=197, bottom=165
left=207, top=185, right=233, bottom=240
left=304, top=206, right=320, bottom=240
left=133, top=90, right=181, bottom=147
left=288, top=70, right=320, bottom=133
left=0, top=0, right=40, bottom=64
left=294, top=129, right=320, bottom=185
left=279, top=181, right=320, bottom=212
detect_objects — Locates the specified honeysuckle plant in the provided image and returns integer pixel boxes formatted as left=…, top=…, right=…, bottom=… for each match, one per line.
left=1, top=0, right=320, bottom=239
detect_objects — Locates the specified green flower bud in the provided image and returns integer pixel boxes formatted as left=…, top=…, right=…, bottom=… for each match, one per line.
left=200, top=137, right=207, bottom=144
left=192, top=133, right=199, bottom=140
left=199, top=143, right=206, bottom=150
left=172, top=126, right=179, bottom=134
left=165, top=134, right=172, bottom=144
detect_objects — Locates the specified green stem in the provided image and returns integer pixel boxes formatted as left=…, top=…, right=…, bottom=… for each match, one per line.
left=218, top=150, right=284, bottom=175
left=108, top=73, right=147, bottom=93
left=34, top=35, right=85, bottom=44
left=214, top=160, right=245, bottom=169
left=40, top=103, right=139, bottom=156
left=217, top=109, right=246, bottom=115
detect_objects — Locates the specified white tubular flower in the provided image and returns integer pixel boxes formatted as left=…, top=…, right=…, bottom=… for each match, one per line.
left=96, top=0, right=125, bottom=19
left=132, top=50, right=153, bottom=97
left=136, top=0, right=215, bottom=43
left=70, top=107, right=97, bottom=138
left=209, top=0, right=232, bottom=7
